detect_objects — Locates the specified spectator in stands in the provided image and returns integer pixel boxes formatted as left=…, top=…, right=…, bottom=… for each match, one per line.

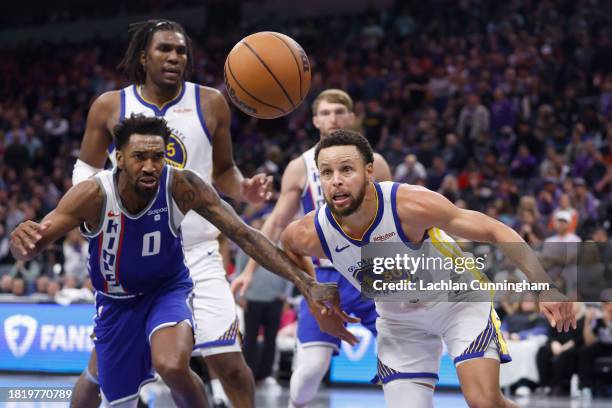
left=438, top=174, right=460, bottom=203
left=490, top=88, right=517, bottom=134
left=234, top=217, right=291, bottom=387
left=572, top=178, right=600, bottom=230
left=35, top=275, right=49, bottom=295
left=592, top=228, right=612, bottom=281
left=11, top=276, right=25, bottom=296
left=440, top=132, right=468, bottom=171
left=63, top=228, right=88, bottom=288
left=579, top=302, right=612, bottom=398
left=457, top=93, right=490, bottom=152
left=426, top=156, right=448, bottom=191
left=536, top=302, right=585, bottom=396
left=393, top=154, right=426, bottom=184
left=9, top=259, right=41, bottom=292
left=0, top=224, right=11, bottom=275
left=549, top=193, right=578, bottom=235
left=540, top=210, right=582, bottom=294
left=0, top=274, right=12, bottom=294
left=499, top=294, right=549, bottom=395
left=516, top=208, right=544, bottom=248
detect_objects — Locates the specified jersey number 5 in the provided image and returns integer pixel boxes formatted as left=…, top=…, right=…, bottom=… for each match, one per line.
left=142, top=231, right=161, bottom=256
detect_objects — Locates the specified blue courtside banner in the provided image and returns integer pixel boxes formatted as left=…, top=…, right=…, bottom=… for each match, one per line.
left=0, top=304, right=94, bottom=373
left=329, top=323, right=460, bottom=387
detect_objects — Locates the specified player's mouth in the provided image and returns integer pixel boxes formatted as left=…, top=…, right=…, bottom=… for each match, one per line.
left=162, top=67, right=181, bottom=79
left=332, top=192, right=350, bottom=206
left=139, top=176, right=158, bottom=188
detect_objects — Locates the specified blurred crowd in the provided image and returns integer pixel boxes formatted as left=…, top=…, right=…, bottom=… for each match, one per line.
left=1, top=0, right=612, bottom=395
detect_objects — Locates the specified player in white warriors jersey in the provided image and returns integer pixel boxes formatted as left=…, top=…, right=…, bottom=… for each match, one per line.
left=280, top=130, right=577, bottom=408
left=71, top=20, right=272, bottom=408
left=232, top=89, right=391, bottom=407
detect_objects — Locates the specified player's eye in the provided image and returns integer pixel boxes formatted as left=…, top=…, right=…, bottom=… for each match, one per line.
left=318, top=110, right=330, bottom=116
left=176, top=46, right=187, bottom=54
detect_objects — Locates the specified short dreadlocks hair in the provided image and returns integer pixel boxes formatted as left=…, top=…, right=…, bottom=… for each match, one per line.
left=118, top=19, right=194, bottom=85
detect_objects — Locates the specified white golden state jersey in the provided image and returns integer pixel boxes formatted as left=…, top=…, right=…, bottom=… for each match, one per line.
left=117, top=81, right=218, bottom=246
left=300, top=146, right=333, bottom=268
left=314, top=181, right=485, bottom=319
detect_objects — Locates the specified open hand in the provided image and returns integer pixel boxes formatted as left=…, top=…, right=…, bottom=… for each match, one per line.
left=538, top=289, right=577, bottom=333
left=308, top=282, right=361, bottom=345
left=10, top=220, right=51, bottom=260
left=241, top=173, right=273, bottom=204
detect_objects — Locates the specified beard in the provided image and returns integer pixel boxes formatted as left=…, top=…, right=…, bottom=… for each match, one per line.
left=325, top=181, right=367, bottom=218
left=133, top=177, right=159, bottom=199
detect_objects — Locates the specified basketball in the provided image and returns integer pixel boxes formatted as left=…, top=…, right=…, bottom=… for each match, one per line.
left=224, top=31, right=311, bottom=119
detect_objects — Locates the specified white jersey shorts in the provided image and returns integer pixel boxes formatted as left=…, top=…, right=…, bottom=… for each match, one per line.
left=184, top=240, right=241, bottom=357
left=373, top=302, right=511, bottom=386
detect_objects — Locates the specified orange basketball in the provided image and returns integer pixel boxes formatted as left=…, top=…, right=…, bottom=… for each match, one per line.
left=224, top=32, right=311, bottom=119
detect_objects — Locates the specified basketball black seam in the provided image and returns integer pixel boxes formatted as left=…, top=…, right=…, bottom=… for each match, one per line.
left=242, top=40, right=296, bottom=109
left=226, top=59, right=286, bottom=113
left=267, top=32, right=302, bottom=100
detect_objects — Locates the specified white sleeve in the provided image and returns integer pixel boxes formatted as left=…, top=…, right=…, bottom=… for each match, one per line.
left=72, top=159, right=104, bottom=185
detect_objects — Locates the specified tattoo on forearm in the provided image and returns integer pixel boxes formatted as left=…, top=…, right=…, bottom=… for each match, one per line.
left=173, top=170, right=313, bottom=294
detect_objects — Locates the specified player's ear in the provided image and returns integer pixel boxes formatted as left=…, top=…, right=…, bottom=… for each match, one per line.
left=365, top=161, right=374, bottom=180
left=139, top=50, right=147, bottom=68
left=115, top=150, right=124, bottom=170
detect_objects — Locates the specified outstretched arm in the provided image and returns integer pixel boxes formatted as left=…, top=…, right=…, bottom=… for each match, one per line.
left=397, top=185, right=576, bottom=332
left=10, top=181, right=102, bottom=261
left=172, top=168, right=318, bottom=298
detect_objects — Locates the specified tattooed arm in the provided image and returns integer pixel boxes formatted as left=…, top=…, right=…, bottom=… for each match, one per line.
left=171, top=168, right=320, bottom=299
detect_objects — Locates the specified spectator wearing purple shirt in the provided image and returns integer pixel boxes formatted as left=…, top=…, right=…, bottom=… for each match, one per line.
left=490, top=88, right=517, bottom=133
left=511, top=144, right=538, bottom=179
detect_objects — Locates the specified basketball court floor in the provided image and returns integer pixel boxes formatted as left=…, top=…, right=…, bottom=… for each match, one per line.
left=1, top=374, right=611, bottom=407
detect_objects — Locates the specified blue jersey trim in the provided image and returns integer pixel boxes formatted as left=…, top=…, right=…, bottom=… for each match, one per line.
left=391, top=183, right=426, bottom=250
left=195, top=85, right=213, bottom=142
left=193, top=339, right=236, bottom=349
left=301, top=186, right=315, bottom=214
left=314, top=208, right=333, bottom=263
left=371, top=372, right=439, bottom=385
left=325, top=183, right=384, bottom=247
left=132, top=82, right=186, bottom=117
left=119, top=89, right=126, bottom=120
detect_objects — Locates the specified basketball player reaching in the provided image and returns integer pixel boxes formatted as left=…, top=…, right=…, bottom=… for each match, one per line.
left=280, top=130, right=577, bottom=408
left=70, top=20, right=271, bottom=408
left=10, top=115, right=351, bottom=408
left=231, top=90, right=391, bottom=407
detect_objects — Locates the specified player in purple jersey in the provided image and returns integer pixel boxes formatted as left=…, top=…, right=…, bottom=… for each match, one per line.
left=10, top=115, right=354, bottom=408
left=72, top=19, right=272, bottom=408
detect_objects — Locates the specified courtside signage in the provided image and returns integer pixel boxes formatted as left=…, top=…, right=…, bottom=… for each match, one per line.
left=0, top=304, right=93, bottom=373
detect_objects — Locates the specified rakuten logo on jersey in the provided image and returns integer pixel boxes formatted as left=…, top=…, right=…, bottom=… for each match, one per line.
left=372, top=232, right=396, bottom=242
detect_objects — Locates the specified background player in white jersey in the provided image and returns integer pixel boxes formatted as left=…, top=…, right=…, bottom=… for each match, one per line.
left=280, top=130, right=577, bottom=408
left=71, top=20, right=272, bottom=408
left=231, top=89, right=391, bottom=408
left=9, top=115, right=346, bottom=408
